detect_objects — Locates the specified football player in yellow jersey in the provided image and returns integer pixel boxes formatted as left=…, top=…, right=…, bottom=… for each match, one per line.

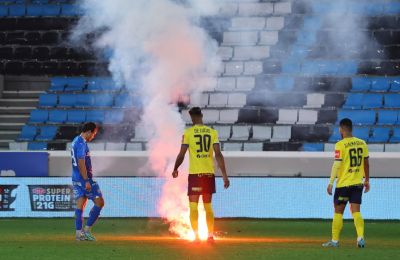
left=323, top=118, right=370, bottom=248
left=172, top=107, right=230, bottom=243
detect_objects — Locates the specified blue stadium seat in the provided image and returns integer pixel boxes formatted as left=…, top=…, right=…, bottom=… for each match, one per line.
left=302, top=143, right=324, bottom=152
left=36, top=126, right=57, bottom=141
left=363, top=3, right=384, bottom=15
left=41, top=5, right=60, bottom=16
left=302, top=61, right=319, bottom=75
left=9, top=4, right=25, bottom=16
left=114, top=94, right=133, bottom=108
left=343, top=93, right=363, bottom=109
left=103, top=110, right=124, bottom=124
left=384, top=2, right=400, bottom=14
left=390, top=78, right=400, bottom=92
left=296, top=32, right=316, bottom=46
left=281, top=60, right=301, bottom=73
left=328, top=127, right=341, bottom=143
left=274, top=76, right=294, bottom=91
left=95, top=94, right=114, bottom=107
left=389, top=128, right=400, bottom=143
left=50, top=77, right=68, bottom=92
left=38, top=94, right=57, bottom=107
left=337, top=110, right=376, bottom=125
left=76, top=94, right=95, bottom=107
left=67, top=110, right=86, bottom=124
left=351, top=77, right=370, bottom=92
left=48, top=110, right=67, bottom=123
left=28, top=142, right=47, bottom=150
left=384, top=94, right=400, bottom=108
left=31, top=0, right=49, bottom=3
left=59, top=94, right=77, bottom=107
left=352, top=127, right=370, bottom=140
left=86, top=110, right=105, bottom=123
left=18, top=125, right=37, bottom=141
left=29, top=110, right=48, bottom=123
left=336, top=61, right=357, bottom=75
left=27, top=5, right=43, bottom=16
left=61, top=4, right=82, bottom=16
left=0, top=6, right=8, bottom=17
left=87, top=77, right=116, bottom=91
left=377, top=110, right=398, bottom=125
left=362, top=94, right=383, bottom=109
left=64, top=77, right=86, bottom=92
left=370, top=77, right=390, bottom=92
left=369, top=127, right=390, bottom=143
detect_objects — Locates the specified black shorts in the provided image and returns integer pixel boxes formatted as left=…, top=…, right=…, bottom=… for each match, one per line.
left=188, top=174, right=216, bottom=196
left=334, top=184, right=363, bottom=205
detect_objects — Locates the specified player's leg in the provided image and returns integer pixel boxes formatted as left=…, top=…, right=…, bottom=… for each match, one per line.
left=202, top=193, right=214, bottom=241
left=75, top=196, right=87, bottom=241
left=84, top=182, right=104, bottom=241
left=189, top=195, right=200, bottom=239
left=350, top=185, right=365, bottom=247
left=323, top=187, right=347, bottom=247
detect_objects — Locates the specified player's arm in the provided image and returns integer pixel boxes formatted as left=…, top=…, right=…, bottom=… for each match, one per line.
left=364, top=157, right=370, bottom=193
left=172, top=145, right=188, bottom=178
left=214, top=143, right=230, bottom=189
left=327, top=144, right=343, bottom=195
left=76, top=144, right=91, bottom=191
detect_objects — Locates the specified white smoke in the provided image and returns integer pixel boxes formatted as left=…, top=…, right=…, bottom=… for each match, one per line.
left=72, top=0, right=222, bottom=237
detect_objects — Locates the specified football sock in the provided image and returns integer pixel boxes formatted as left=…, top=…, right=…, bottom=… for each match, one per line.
left=332, top=213, right=343, bottom=242
left=352, top=212, right=364, bottom=240
left=75, top=209, right=83, bottom=231
left=204, top=203, right=214, bottom=237
left=86, top=205, right=102, bottom=228
left=189, top=202, right=199, bottom=236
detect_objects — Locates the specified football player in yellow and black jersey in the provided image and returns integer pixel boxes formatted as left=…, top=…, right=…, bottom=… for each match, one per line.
left=323, top=118, right=370, bottom=248
left=172, top=107, right=230, bottom=243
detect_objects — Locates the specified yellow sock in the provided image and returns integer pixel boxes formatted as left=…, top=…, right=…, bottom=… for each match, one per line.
left=332, top=213, right=343, bottom=242
left=203, top=203, right=214, bottom=237
left=189, top=202, right=198, bottom=235
left=352, top=212, right=364, bottom=240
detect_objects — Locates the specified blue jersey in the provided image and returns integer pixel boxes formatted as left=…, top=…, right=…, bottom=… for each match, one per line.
left=71, top=135, right=93, bottom=182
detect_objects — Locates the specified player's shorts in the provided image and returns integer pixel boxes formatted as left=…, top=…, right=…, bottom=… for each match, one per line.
left=73, top=179, right=103, bottom=201
left=334, top=184, right=363, bottom=205
left=188, top=173, right=216, bottom=196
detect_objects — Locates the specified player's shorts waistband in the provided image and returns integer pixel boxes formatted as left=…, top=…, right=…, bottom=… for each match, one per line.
left=189, top=173, right=214, bottom=177
left=72, top=180, right=94, bottom=186
left=336, top=183, right=363, bottom=189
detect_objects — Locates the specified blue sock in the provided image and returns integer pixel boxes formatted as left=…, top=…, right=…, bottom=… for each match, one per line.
left=86, top=205, right=102, bottom=227
left=75, top=209, right=83, bottom=230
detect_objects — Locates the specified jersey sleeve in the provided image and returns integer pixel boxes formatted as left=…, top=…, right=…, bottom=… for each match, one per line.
left=334, top=142, right=344, bottom=161
left=363, top=142, right=369, bottom=159
left=75, top=142, right=86, bottom=159
left=212, top=129, right=220, bottom=144
left=182, top=129, right=189, bottom=146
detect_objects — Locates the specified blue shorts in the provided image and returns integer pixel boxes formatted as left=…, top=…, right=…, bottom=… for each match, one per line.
left=73, top=179, right=103, bottom=201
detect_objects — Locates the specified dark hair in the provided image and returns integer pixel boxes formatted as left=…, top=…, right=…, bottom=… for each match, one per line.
left=188, top=107, right=202, bottom=116
left=81, top=122, right=97, bottom=133
left=339, top=118, right=352, bottom=131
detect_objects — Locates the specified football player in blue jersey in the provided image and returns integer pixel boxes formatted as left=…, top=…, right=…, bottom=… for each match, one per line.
left=71, top=122, right=104, bottom=241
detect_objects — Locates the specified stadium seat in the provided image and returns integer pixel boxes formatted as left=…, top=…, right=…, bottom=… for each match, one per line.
left=302, top=143, right=324, bottom=152
left=231, top=125, right=250, bottom=141
left=213, top=125, right=231, bottom=141
left=274, top=76, right=294, bottom=91
left=87, top=77, right=115, bottom=91
left=95, top=94, right=114, bottom=107
left=369, top=127, right=390, bottom=143
left=353, top=127, right=370, bottom=140
left=76, top=94, right=95, bottom=107
left=370, top=77, right=390, bottom=92
left=9, top=4, right=25, bottom=16
left=36, top=126, right=58, bottom=141
left=389, top=128, right=400, bottom=143
left=377, top=110, right=398, bottom=125
left=18, top=125, right=37, bottom=141
left=114, top=94, right=134, bottom=108
left=337, top=110, right=376, bottom=125
left=103, top=110, right=124, bottom=124
left=66, top=110, right=86, bottom=124
left=362, top=94, right=383, bottom=109
left=384, top=2, right=400, bottom=14
left=28, top=142, right=47, bottom=150
left=0, top=6, right=8, bottom=17
left=384, top=94, right=400, bottom=108
left=48, top=110, right=67, bottom=123
left=86, top=110, right=105, bottom=123
left=61, top=4, right=82, bottom=16
left=38, top=94, right=57, bottom=107
left=390, top=78, right=400, bottom=92
left=251, top=125, right=272, bottom=140
left=343, top=93, right=363, bottom=109
left=351, top=77, right=370, bottom=92
left=50, top=77, right=68, bottom=92
left=29, top=110, right=48, bottom=123
left=59, top=94, right=77, bottom=107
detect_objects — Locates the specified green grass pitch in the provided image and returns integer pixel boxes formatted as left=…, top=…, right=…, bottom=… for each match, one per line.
left=0, top=218, right=399, bottom=260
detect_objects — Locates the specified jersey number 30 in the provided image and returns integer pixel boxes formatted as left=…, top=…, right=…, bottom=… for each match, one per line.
left=194, top=134, right=211, bottom=153
left=349, top=148, right=363, bottom=167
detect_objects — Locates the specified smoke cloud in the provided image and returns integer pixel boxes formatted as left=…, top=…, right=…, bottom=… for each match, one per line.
left=72, top=0, right=221, bottom=238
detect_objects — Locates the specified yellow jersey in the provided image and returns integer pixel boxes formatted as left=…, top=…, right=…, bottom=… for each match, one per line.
left=182, top=125, right=219, bottom=174
left=334, top=136, right=369, bottom=188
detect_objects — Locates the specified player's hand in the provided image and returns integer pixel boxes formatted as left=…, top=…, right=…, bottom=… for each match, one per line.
left=85, top=181, right=91, bottom=192
left=223, top=178, right=230, bottom=189
left=172, top=170, right=179, bottom=178
left=364, top=181, right=370, bottom=193
left=327, top=184, right=333, bottom=195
